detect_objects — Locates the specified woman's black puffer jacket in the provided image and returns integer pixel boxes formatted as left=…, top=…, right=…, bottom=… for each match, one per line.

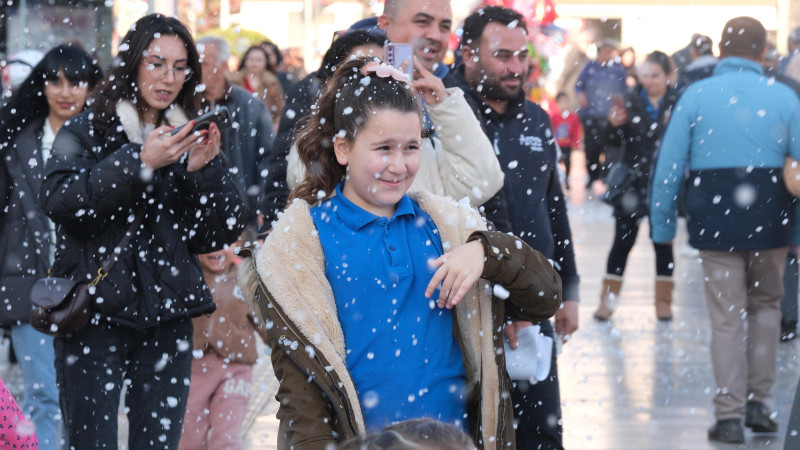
left=41, top=107, right=247, bottom=330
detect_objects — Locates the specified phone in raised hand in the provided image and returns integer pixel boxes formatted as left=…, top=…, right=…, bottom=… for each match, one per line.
left=385, top=43, right=414, bottom=82
left=170, top=106, right=232, bottom=136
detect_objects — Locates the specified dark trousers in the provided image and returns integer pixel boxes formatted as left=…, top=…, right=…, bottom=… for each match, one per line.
left=55, top=319, right=193, bottom=450
left=580, top=117, right=610, bottom=184
left=560, top=145, right=573, bottom=188
left=782, top=249, right=799, bottom=327
left=512, top=320, right=563, bottom=450
left=606, top=215, right=674, bottom=277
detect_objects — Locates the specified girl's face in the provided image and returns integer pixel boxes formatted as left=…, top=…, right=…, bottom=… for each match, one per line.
left=245, top=49, right=267, bottom=74
left=639, top=61, right=668, bottom=98
left=197, top=244, right=237, bottom=275
left=137, top=34, right=189, bottom=112
left=44, top=71, right=89, bottom=123
left=334, top=109, right=422, bottom=218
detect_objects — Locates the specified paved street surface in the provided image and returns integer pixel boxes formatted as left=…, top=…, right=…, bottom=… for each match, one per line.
left=0, top=152, right=797, bottom=449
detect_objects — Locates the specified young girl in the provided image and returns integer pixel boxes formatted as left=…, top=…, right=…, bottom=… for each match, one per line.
left=179, top=241, right=267, bottom=450
left=41, top=15, right=245, bottom=449
left=239, top=57, right=562, bottom=449
left=0, top=43, right=102, bottom=450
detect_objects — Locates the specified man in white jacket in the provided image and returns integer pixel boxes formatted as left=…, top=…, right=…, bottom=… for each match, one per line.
left=284, top=0, right=503, bottom=209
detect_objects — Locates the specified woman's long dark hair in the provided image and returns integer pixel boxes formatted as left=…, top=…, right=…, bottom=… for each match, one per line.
left=290, top=57, right=422, bottom=205
left=317, top=30, right=386, bottom=82
left=0, top=44, right=102, bottom=144
left=91, top=14, right=202, bottom=134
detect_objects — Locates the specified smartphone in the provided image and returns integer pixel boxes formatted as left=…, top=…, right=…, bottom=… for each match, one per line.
left=385, top=43, right=414, bottom=81
left=170, top=106, right=232, bottom=136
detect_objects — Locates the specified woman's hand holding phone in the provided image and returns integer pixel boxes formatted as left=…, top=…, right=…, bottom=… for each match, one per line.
left=141, top=120, right=201, bottom=170
left=186, top=122, right=220, bottom=172
left=140, top=120, right=219, bottom=171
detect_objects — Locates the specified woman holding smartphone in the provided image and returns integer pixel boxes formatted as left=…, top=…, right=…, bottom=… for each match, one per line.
left=595, top=51, right=679, bottom=322
left=41, top=14, right=245, bottom=449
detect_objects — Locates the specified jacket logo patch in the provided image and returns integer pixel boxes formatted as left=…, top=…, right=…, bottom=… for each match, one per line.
left=519, top=134, right=544, bottom=152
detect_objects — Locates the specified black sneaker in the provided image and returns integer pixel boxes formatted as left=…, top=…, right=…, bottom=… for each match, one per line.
left=781, top=322, right=797, bottom=342
left=708, top=419, right=745, bottom=443
left=745, top=401, right=778, bottom=432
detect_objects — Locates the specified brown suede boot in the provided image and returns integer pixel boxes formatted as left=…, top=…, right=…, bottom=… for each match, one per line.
left=655, top=277, right=674, bottom=321
left=594, top=275, right=623, bottom=321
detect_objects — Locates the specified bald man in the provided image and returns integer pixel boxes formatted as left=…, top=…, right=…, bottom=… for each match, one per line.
left=378, top=0, right=452, bottom=77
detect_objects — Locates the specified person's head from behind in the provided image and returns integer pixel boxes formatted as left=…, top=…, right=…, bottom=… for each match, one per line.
left=197, top=36, right=232, bottom=103
left=691, top=34, right=713, bottom=59
left=639, top=50, right=671, bottom=98
left=555, top=92, right=570, bottom=111
left=1, top=44, right=101, bottom=140
left=461, top=6, right=529, bottom=104
left=318, top=30, right=386, bottom=82
left=93, top=14, right=201, bottom=130
left=378, top=0, right=452, bottom=73
left=239, top=45, right=269, bottom=75
left=338, top=418, right=476, bottom=450
left=291, top=57, right=423, bottom=218
left=719, top=16, right=766, bottom=61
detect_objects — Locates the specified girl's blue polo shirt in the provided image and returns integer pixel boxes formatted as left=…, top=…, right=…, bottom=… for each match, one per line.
left=310, top=184, right=467, bottom=431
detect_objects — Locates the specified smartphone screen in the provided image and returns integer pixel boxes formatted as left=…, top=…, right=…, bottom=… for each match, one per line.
left=385, top=43, right=414, bottom=81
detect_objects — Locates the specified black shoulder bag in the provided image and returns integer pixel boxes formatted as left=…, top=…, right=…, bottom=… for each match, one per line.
left=28, top=207, right=146, bottom=338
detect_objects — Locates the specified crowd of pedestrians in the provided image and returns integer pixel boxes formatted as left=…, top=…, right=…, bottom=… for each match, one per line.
left=1, top=1, right=800, bottom=449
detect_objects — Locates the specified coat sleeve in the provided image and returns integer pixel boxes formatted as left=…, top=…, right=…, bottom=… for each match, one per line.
left=269, top=346, right=340, bottom=450
left=172, top=155, right=247, bottom=253
left=467, top=230, right=562, bottom=323
left=426, top=87, right=504, bottom=205
left=546, top=166, right=580, bottom=301
left=41, top=122, right=149, bottom=237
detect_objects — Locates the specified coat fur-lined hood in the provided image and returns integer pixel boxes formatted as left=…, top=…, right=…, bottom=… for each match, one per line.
left=240, top=190, right=502, bottom=444
left=115, top=100, right=190, bottom=144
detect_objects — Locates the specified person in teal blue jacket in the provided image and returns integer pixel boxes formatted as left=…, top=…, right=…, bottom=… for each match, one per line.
left=650, top=16, right=800, bottom=445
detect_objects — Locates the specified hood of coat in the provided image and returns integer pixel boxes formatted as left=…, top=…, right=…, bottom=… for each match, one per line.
left=115, top=100, right=190, bottom=145
left=241, top=190, right=502, bottom=444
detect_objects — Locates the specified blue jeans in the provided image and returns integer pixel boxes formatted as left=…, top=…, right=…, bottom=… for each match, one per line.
left=55, top=319, right=192, bottom=450
left=11, top=323, right=64, bottom=450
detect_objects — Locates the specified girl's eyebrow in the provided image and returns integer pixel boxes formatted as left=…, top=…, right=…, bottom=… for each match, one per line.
left=371, top=138, right=421, bottom=146
left=145, top=55, right=188, bottom=63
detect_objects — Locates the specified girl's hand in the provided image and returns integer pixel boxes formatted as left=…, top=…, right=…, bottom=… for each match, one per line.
left=141, top=121, right=201, bottom=170
left=425, top=240, right=485, bottom=309
left=410, top=56, right=450, bottom=106
left=186, top=122, right=221, bottom=172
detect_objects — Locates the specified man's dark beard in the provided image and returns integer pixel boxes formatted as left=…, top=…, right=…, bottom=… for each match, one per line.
left=469, top=68, right=522, bottom=103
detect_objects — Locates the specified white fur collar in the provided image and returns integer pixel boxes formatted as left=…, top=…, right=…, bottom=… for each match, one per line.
left=115, top=100, right=190, bottom=145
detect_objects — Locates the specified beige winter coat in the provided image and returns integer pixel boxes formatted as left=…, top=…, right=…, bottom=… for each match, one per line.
left=238, top=191, right=562, bottom=449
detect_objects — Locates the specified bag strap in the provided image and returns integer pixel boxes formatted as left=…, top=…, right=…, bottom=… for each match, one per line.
left=90, top=207, right=146, bottom=286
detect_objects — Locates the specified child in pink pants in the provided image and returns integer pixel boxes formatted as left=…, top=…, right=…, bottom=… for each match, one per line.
left=179, top=244, right=267, bottom=450
left=0, top=376, right=38, bottom=448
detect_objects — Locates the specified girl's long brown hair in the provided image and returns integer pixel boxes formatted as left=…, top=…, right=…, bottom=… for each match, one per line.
left=289, top=57, right=422, bottom=205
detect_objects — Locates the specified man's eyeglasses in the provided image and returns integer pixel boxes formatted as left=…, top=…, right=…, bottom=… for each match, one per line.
left=141, top=59, right=192, bottom=82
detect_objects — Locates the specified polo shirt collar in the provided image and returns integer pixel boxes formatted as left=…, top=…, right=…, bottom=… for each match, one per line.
left=331, top=183, right=416, bottom=231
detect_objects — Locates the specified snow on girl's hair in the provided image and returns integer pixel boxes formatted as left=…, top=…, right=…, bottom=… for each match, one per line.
left=290, top=56, right=423, bottom=205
